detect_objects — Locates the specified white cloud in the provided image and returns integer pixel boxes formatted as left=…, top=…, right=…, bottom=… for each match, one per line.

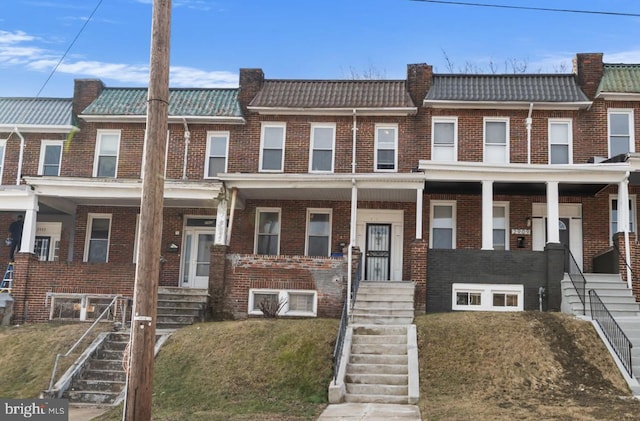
left=603, top=50, right=640, bottom=63
left=170, top=66, right=237, bottom=87
left=0, top=30, right=36, bottom=44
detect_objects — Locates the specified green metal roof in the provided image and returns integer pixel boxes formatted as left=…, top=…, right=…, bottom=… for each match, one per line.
left=0, top=97, right=74, bottom=126
left=82, top=88, right=242, bottom=117
left=598, top=64, right=640, bottom=94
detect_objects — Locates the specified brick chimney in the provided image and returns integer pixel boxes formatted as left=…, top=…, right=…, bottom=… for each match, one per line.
left=73, top=79, right=104, bottom=116
left=573, top=53, right=603, bottom=100
left=238, top=68, right=264, bottom=112
left=406, top=63, right=433, bottom=106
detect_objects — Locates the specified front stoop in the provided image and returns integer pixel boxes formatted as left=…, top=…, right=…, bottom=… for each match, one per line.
left=157, top=287, right=209, bottom=329
left=562, top=273, right=640, bottom=318
left=331, top=281, right=419, bottom=407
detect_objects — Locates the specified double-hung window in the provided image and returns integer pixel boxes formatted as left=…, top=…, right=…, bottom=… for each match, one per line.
left=39, top=140, right=63, bottom=176
left=309, top=124, right=335, bottom=173
left=493, top=203, right=509, bottom=250
left=610, top=195, right=636, bottom=242
left=260, top=123, right=285, bottom=172
left=84, top=214, right=111, bottom=263
left=306, top=209, right=331, bottom=256
left=0, top=139, right=5, bottom=184
left=548, top=119, right=572, bottom=164
left=432, top=117, right=457, bottom=162
left=484, top=118, right=509, bottom=163
left=205, top=131, right=229, bottom=177
left=375, top=124, right=397, bottom=171
left=608, top=109, right=635, bottom=158
left=255, top=208, right=281, bottom=255
left=93, top=130, right=120, bottom=177
left=430, top=201, right=456, bottom=249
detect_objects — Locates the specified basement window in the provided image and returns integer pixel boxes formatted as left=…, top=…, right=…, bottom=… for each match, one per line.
left=452, top=283, right=523, bottom=312
left=248, top=289, right=317, bottom=317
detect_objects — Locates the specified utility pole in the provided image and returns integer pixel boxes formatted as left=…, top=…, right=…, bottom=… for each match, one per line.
left=125, top=0, right=171, bottom=419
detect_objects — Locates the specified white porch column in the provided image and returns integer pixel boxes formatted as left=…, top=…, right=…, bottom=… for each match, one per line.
left=481, top=180, right=493, bottom=250
left=347, top=181, right=358, bottom=316
left=20, top=206, right=38, bottom=255
left=214, top=197, right=228, bottom=246
left=618, top=175, right=633, bottom=289
left=546, top=181, right=560, bottom=244
left=416, top=187, right=423, bottom=240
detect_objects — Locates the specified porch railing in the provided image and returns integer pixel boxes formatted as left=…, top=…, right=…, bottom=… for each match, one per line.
left=566, top=246, right=587, bottom=316
left=333, top=257, right=362, bottom=384
left=589, top=289, right=633, bottom=376
left=613, top=241, right=637, bottom=289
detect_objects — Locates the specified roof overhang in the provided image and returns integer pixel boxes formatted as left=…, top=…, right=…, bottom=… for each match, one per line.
left=23, top=176, right=224, bottom=213
left=596, top=92, right=640, bottom=101
left=0, top=124, right=79, bottom=134
left=79, top=115, right=246, bottom=125
left=219, top=173, right=425, bottom=204
left=246, top=107, right=418, bottom=116
left=422, top=100, right=592, bottom=110
left=0, top=185, right=38, bottom=211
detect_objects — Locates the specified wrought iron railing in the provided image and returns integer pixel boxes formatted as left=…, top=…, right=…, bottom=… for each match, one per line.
left=46, top=295, right=129, bottom=396
left=612, top=241, right=637, bottom=289
left=333, top=256, right=362, bottom=384
left=589, top=289, right=633, bottom=376
left=566, top=246, right=587, bottom=316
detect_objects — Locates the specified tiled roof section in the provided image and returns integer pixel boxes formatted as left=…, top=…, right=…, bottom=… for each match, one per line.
left=82, top=88, right=242, bottom=117
left=249, top=80, right=416, bottom=108
left=0, top=97, right=73, bottom=126
left=598, top=64, right=640, bottom=93
left=425, top=74, right=589, bottom=102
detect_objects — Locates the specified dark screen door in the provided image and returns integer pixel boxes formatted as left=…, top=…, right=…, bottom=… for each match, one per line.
left=365, top=224, right=391, bottom=281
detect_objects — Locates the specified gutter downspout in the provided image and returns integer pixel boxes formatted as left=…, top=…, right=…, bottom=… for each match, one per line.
left=526, top=103, right=533, bottom=165
left=226, top=187, right=238, bottom=246
left=347, top=109, right=358, bottom=316
left=182, top=119, right=190, bottom=180
left=15, top=127, right=25, bottom=185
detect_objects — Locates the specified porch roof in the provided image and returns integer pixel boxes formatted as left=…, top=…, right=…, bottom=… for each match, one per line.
left=0, top=97, right=77, bottom=133
left=218, top=173, right=425, bottom=203
left=22, top=177, right=223, bottom=214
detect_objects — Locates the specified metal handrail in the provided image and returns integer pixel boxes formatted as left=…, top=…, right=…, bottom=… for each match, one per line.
left=566, top=246, right=587, bottom=315
left=612, top=241, right=636, bottom=286
left=333, top=255, right=362, bottom=384
left=589, top=289, right=633, bottom=376
left=46, top=295, right=127, bottom=395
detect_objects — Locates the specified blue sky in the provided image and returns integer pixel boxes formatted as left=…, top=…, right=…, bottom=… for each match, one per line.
left=1, top=0, right=640, bottom=97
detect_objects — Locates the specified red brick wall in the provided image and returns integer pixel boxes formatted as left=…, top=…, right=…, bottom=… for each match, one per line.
left=614, top=232, right=640, bottom=303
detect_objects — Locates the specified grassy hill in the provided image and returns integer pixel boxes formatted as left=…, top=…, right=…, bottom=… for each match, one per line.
left=2, top=312, right=640, bottom=420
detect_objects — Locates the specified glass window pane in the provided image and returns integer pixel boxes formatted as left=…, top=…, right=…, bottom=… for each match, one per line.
left=258, top=212, right=279, bottom=234
left=308, top=213, right=330, bottom=235
left=210, top=136, right=227, bottom=155
left=456, top=292, right=468, bottom=305
left=486, top=121, right=506, bottom=144
left=99, top=135, right=119, bottom=154
left=434, top=122, right=454, bottom=144
left=253, top=293, right=278, bottom=311
left=486, top=144, right=507, bottom=163
left=312, top=150, right=332, bottom=171
left=91, top=218, right=110, bottom=239
left=313, top=127, right=334, bottom=149
left=43, top=165, right=60, bottom=176
left=208, top=157, right=226, bottom=176
left=257, top=235, right=278, bottom=255
left=263, top=126, right=284, bottom=148
left=262, top=149, right=282, bottom=170
left=506, top=294, right=518, bottom=306
left=493, top=229, right=506, bottom=250
left=377, top=149, right=395, bottom=169
left=433, top=206, right=452, bottom=227
left=469, top=293, right=481, bottom=305
left=308, top=237, right=329, bottom=256
left=611, top=137, right=630, bottom=156
left=377, top=127, right=396, bottom=146
left=433, top=146, right=455, bottom=162
left=97, top=156, right=116, bottom=177
left=550, top=123, right=569, bottom=144
left=88, top=240, right=107, bottom=263
left=44, top=145, right=62, bottom=165
left=493, top=293, right=506, bottom=307
left=550, top=145, right=569, bottom=164
left=432, top=228, right=453, bottom=249
left=289, top=293, right=313, bottom=312
left=610, top=113, right=630, bottom=135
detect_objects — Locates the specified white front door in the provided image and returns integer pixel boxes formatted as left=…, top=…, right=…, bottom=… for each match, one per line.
left=356, top=209, right=404, bottom=281
left=181, top=220, right=215, bottom=289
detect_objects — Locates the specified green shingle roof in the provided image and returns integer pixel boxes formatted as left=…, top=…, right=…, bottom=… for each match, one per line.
left=598, top=64, right=640, bottom=94
left=0, top=97, right=74, bottom=126
left=82, top=88, right=242, bottom=117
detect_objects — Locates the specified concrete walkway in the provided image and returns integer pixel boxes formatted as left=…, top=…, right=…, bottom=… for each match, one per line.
left=69, top=404, right=110, bottom=421
left=317, top=403, right=422, bottom=420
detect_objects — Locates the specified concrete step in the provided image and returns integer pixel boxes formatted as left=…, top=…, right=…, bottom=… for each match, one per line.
left=352, top=308, right=414, bottom=317
left=353, top=326, right=407, bottom=336
left=65, top=390, right=121, bottom=405
left=359, top=281, right=415, bottom=289
left=156, top=315, right=199, bottom=324
left=566, top=293, right=636, bottom=304
left=345, top=383, right=408, bottom=396
left=108, top=333, right=131, bottom=342
left=72, top=379, right=125, bottom=393
left=157, top=294, right=208, bottom=304
left=352, top=334, right=407, bottom=345
left=354, top=300, right=414, bottom=310
left=584, top=281, right=629, bottom=290
left=96, top=348, right=125, bottom=360
left=89, top=359, right=123, bottom=371
left=344, top=393, right=408, bottom=404
left=346, top=363, right=408, bottom=375
left=351, top=344, right=407, bottom=355
left=356, top=291, right=413, bottom=301
left=349, top=353, right=407, bottom=365
left=82, top=369, right=126, bottom=382
left=352, top=315, right=414, bottom=325
left=345, top=373, right=408, bottom=386
left=583, top=274, right=624, bottom=282
left=157, top=301, right=204, bottom=310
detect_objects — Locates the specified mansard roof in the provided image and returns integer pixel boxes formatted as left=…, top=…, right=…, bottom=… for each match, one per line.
left=598, top=64, right=640, bottom=95
left=81, top=87, right=243, bottom=118
left=425, top=74, right=590, bottom=106
left=0, top=97, right=74, bottom=128
left=249, top=80, right=416, bottom=111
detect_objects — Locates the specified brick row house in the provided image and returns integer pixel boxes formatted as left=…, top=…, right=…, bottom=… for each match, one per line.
left=1, top=52, right=640, bottom=323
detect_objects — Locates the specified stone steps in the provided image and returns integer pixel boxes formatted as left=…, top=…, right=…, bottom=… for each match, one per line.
left=156, top=287, right=208, bottom=330
left=562, top=275, right=640, bottom=318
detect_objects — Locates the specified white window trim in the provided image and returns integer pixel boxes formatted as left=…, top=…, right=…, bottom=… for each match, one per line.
left=374, top=124, right=398, bottom=172
left=38, top=140, right=64, bottom=176
left=609, top=194, right=637, bottom=244
left=431, top=117, right=458, bottom=162
left=93, top=129, right=121, bottom=177
left=483, top=117, right=510, bottom=163
left=248, top=288, right=318, bottom=317
left=305, top=208, right=332, bottom=256
left=308, top=123, right=336, bottom=173
left=548, top=118, right=573, bottom=165
left=83, top=213, right=112, bottom=263
left=452, top=283, right=524, bottom=312
left=429, top=200, right=457, bottom=249
left=608, top=109, right=635, bottom=157
left=493, top=201, right=510, bottom=251
left=254, top=207, right=281, bottom=255
left=259, top=122, right=286, bottom=172
left=0, top=138, right=6, bottom=184
left=204, top=130, right=230, bottom=178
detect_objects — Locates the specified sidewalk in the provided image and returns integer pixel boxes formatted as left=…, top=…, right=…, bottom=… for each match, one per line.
left=69, top=404, right=110, bottom=421
left=317, top=403, right=422, bottom=420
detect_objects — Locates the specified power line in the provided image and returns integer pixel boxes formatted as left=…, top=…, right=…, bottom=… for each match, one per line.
left=410, top=0, right=640, bottom=17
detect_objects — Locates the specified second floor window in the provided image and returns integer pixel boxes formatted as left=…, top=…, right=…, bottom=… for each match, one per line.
left=94, top=130, right=120, bottom=177
left=260, top=123, right=285, bottom=172
left=309, top=124, right=335, bottom=172
left=205, top=131, right=229, bottom=177
left=432, top=117, right=457, bottom=162
left=549, top=119, right=572, bottom=164
left=375, top=125, right=397, bottom=171
left=608, top=109, right=634, bottom=158
left=484, top=118, right=509, bottom=164
left=39, top=140, right=63, bottom=176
